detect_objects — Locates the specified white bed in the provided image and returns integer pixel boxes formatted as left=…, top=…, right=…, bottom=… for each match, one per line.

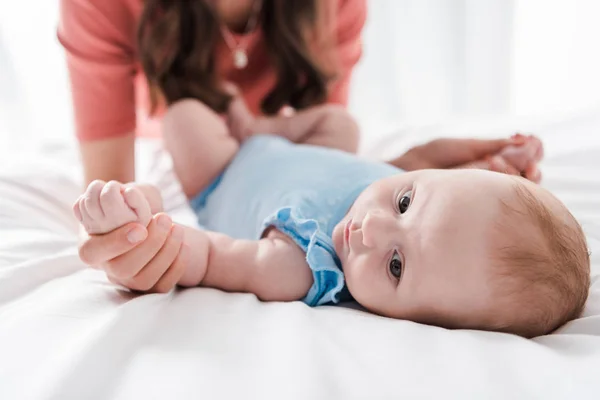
left=1, top=109, right=599, bottom=399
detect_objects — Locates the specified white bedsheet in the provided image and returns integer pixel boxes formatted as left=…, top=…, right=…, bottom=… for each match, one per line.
left=1, top=111, right=600, bottom=400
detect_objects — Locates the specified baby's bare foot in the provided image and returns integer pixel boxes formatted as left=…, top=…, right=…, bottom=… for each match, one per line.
left=73, top=180, right=152, bottom=235
left=497, top=134, right=543, bottom=172
left=225, top=84, right=256, bottom=141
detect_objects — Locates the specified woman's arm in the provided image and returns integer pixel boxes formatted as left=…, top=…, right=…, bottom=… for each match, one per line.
left=386, top=138, right=516, bottom=171
left=79, top=134, right=135, bottom=185
left=59, top=0, right=138, bottom=182
left=385, top=136, right=545, bottom=183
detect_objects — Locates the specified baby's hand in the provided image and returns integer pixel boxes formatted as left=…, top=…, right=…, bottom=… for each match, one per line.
left=73, top=180, right=152, bottom=235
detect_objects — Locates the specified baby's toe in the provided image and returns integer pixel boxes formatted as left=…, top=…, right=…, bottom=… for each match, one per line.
left=123, top=187, right=152, bottom=227
left=497, top=147, right=528, bottom=172
left=528, top=135, right=544, bottom=161
left=222, top=81, right=240, bottom=96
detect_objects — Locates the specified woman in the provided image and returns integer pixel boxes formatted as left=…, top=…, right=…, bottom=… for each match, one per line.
left=60, top=0, right=539, bottom=292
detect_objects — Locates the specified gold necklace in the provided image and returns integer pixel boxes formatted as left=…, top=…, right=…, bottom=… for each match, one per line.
left=219, top=0, right=263, bottom=69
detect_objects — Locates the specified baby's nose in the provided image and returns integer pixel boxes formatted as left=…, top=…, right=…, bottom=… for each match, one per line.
left=361, top=210, right=397, bottom=248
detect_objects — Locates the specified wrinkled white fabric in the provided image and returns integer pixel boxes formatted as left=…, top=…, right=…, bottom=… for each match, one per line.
left=1, top=111, right=599, bottom=400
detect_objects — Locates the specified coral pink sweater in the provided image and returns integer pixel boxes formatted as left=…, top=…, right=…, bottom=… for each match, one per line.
left=58, top=0, right=367, bottom=141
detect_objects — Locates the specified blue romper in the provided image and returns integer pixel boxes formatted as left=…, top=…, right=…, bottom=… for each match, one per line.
left=190, top=135, right=400, bottom=306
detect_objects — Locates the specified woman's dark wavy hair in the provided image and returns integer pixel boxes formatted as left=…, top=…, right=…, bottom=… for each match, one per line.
left=138, top=0, right=335, bottom=115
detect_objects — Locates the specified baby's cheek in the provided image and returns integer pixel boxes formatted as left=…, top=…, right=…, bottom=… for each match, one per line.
left=343, top=258, right=372, bottom=298
left=345, top=257, right=397, bottom=315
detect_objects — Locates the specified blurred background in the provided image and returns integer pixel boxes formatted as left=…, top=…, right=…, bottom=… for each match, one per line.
left=1, top=0, right=600, bottom=154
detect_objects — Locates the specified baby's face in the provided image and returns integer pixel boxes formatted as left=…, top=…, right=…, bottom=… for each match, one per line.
left=332, top=169, right=524, bottom=327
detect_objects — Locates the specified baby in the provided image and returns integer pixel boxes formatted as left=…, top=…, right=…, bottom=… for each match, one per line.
left=74, top=97, right=590, bottom=338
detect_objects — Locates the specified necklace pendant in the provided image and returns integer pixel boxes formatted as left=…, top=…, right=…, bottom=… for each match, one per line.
left=233, top=49, right=248, bottom=69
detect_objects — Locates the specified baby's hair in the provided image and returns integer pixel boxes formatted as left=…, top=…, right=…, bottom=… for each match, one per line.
left=491, top=180, right=590, bottom=338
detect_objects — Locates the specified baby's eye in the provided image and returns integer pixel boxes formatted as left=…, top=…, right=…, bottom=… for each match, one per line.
left=397, top=190, right=413, bottom=214
left=389, top=251, right=403, bottom=279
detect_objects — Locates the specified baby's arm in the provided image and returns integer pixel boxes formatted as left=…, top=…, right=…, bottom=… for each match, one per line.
left=179, top=227, right=314, bottom=302
left=75, top=180, right=313, bottom=301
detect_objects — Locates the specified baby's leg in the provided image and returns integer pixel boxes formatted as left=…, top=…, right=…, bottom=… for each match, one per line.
left=162, top=99, right=239, bottom=199
left=229, top=98, right=359, bottom=153
left=292, top=105, right=360, bottom=152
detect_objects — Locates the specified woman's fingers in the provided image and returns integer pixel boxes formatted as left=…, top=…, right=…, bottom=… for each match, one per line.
left=81, top=212, right=189, bottom=294
left=458, top=155, right=520, bottom=175
left=510, top=133, right=528, bottom=145
left=103, top=214, right=173, bottom=280
left=458, top=154, right=543, bottom=183
left=150, top=244, right=190, bottom=293
left=458, top=159, right=492, bottom=170
left=487, top=155, right=521, bottom=176
left=78, top=222, right=147, bottom=265
left=524, top=161, right=542, bottom=183
left=123, top=224, right=185, bottom=292
left=464, top=138, right=514, bottom=160
left=421, top=138, right=511, bottom=169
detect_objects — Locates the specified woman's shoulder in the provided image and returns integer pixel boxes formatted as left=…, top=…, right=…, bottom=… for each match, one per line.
left=323, top=0, right=366, bottom=55
left=333, top=0, right=367, bottom=25
left=60, top=0, right=142, bottom=17
left=335, top=0, right=367, bottom=14
left=59, top=0, right=143, bottom=47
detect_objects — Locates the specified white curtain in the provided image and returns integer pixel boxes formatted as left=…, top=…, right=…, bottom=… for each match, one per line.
left=349, top=0, right=515, bottom=144
left=512, top=0, right=600, bottom=116
left=0, top=0, right=73, bottom=153
left=350, top=0, right=512, bottom=119
left=350, top=0, right=600, bottom=148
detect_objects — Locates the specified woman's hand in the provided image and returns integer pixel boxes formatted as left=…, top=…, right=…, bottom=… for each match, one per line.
left=78, top=214, right=190, bottom=293
left=388, top=135, right=542, bottom=182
